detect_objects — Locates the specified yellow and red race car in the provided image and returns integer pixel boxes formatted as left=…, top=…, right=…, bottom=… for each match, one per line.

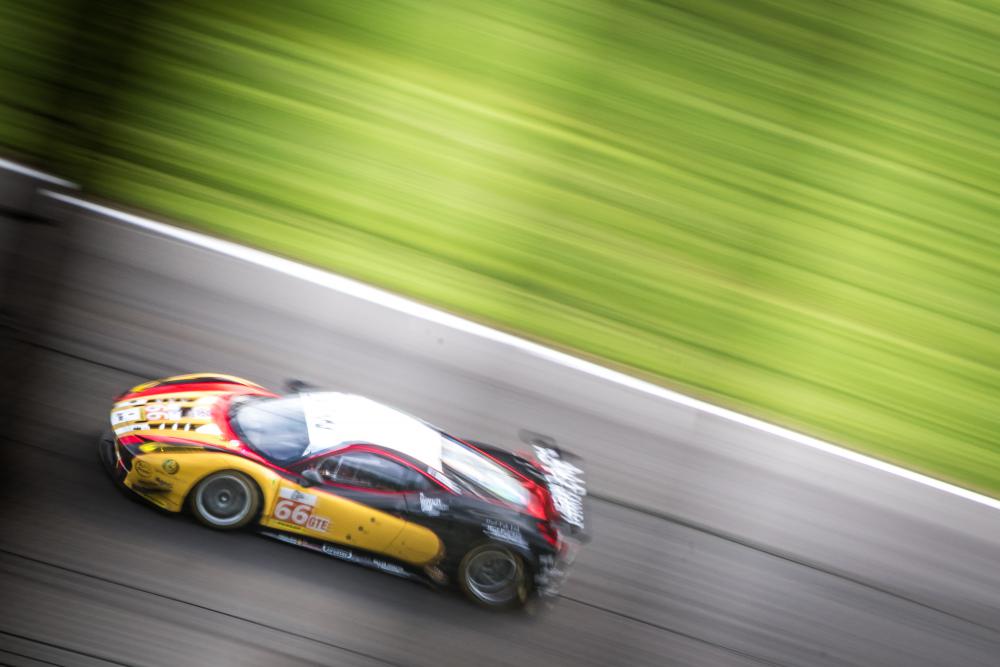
left=99, top=373, right=588, bottom=608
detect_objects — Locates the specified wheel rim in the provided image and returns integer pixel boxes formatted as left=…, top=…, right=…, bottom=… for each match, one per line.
left=466, top=549, right=520, bottom=604
left=195, top=474, right=252, bottom=526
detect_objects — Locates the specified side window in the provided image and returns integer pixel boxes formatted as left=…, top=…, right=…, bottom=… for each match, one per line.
left=318, top=452, right=431, bottom=491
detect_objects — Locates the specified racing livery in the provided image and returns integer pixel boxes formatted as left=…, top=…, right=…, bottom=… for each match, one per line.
left=99, top=373, right=588, bottom=607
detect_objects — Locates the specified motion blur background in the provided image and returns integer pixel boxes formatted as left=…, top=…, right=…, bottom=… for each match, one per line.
left=3, top=2, right=1000, bottom=665
left=3, top=0, right=999, bottom=493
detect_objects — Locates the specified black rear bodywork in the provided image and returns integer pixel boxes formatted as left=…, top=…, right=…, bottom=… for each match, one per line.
left=285, top=436, right=588, bottom=599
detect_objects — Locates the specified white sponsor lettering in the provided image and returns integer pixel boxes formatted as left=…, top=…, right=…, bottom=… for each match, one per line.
left=190, top=406, right=213, bottom=420
left=279, top=487, right=317, bottom=506
left=274, top=499, right=311, bottom=525
left=373, top=559, right=406, bottom=575
left=483, top=518, right=528, bottom=548
left=534, top=446, right=587, bottom=529
left=111, top=408, right=141, bottom=425
left=145, top=404, right=182, bottom=421
left=322, top=544, right=353, bottom=560
left=274, top=488, right=320, bottom=528
left=419, top=493, right=447, bottom=516
left=306, top=515, right=330, bottom=531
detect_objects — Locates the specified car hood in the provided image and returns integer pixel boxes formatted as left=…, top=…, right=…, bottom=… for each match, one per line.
left=110, top=374, right=275, bottom=450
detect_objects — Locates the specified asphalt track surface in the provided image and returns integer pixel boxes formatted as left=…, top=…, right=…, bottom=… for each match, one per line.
left=2, top=180, right=1000, bottom=665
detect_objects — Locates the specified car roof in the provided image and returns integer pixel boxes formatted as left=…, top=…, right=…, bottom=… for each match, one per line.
left=299, top=392, right=443, bottom=470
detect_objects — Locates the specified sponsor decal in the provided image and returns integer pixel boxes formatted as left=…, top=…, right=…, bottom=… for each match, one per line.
left=273, top=487, right=324, bottom=529
left=300, top=394, right=347, bottom=441
left=280, top=488, right=317, bottom=506
left=145, top=404, right=182, bottom=422
left=134, top=460, right=152, bottom=477
left=189, top=406, right=213, bottom=420
left=373, top=559, right=406, bottom=575
left=162, top=459, right=179, bottom=475
left=322, top=544, right=354, bottom=560
left=483, top=518, right=528, bottom=548
left=312, top=417, right=338, bottom=431
left=419, top=493, right=447, bottom=516
left=115, top=423, right=147, bottom=436
left=306, top=515, right=330, bottom=531
left=111, top=407, right=141, bottom=425
left=533, top=446, right=587, bottom=529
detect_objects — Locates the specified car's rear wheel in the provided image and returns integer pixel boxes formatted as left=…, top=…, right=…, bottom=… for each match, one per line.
left=189, top=471, right=260, bottom=530
left=458, top=543, right=528, bottom=609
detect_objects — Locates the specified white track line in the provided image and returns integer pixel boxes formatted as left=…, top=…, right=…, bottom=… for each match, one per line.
left=0, top=158, right=78, bottom=189
left=41, top=189, right=1000, bottom=511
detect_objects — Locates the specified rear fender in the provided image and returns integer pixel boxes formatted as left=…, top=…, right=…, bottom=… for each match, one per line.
left=519, top=430, right=590, bottom=542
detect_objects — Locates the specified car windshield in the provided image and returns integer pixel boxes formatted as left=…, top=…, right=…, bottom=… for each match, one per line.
left=230, top=392, right=446, bottom=468
left=230, top=396, right=309, bottom=462
left=441, top=437, right=532, bottom=507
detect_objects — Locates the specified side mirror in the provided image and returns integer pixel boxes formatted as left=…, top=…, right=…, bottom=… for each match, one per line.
left=300, top=468, right=323, bottom=487
left=285, top=379, right=314, bottom=393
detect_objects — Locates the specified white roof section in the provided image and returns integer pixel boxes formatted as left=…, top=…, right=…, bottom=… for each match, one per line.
left=300, top=392, right=443, bottom=469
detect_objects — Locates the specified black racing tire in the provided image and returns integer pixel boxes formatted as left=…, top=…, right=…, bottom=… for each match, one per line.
left=97, top=428, right=127, bottom=485
left=457, top=543, right=528, bottom=609
left=97, top=428, right=119, bottom=482
left=188, top=471, right=261, bottom=530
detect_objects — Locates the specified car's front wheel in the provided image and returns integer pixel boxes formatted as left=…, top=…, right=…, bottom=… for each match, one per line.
left=96, top=429, right=123, bottom=482
left=189, top=471, right=260, bottom=530
left=457, top=543, right=528, bottom=609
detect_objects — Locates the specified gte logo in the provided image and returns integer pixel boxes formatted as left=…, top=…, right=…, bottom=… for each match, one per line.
left=273, top=487, right=328, bottom=531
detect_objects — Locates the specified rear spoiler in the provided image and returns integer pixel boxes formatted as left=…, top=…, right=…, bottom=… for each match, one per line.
left=518, top=430, right=590, bottom=541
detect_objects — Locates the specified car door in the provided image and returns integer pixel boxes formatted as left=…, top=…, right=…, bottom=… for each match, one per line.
left=316, top=448, right=447, bottom=564
left=269, top=448, right=443, bottom=563
left=262, top=450, right=412, bottom=553
left=312, top=449, right=414, bottom=514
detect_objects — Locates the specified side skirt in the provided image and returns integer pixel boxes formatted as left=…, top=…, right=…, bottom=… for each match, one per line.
left=260, top=530, right=433, bottom=586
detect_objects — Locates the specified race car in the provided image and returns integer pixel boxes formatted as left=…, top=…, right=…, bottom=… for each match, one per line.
left=98, top=373, right=588, bottom=608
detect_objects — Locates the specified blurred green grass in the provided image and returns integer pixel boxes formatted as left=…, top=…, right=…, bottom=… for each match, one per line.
left=4, top=1, right=1000, bottom=494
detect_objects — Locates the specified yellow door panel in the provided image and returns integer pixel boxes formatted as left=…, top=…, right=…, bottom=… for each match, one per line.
left=261, top=481, right=407, bottom=554
left=382, top=522, right=443, bottom=566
